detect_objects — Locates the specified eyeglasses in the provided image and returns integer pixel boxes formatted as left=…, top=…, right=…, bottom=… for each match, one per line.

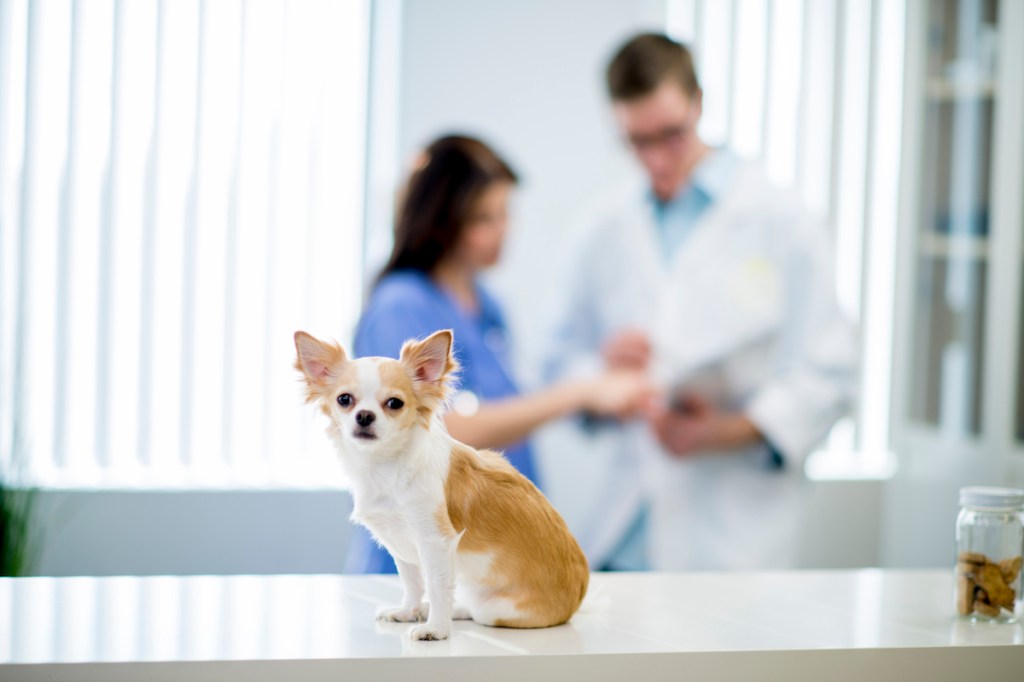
left=625, top=123, right=692, bottom=154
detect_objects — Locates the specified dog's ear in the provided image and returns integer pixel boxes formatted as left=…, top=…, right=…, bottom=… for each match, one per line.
left=400, top=330, right=456, bottom=385
left=294, top=331, right=347, bottom=387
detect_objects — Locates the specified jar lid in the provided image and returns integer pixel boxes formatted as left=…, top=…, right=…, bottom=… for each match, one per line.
left=959, top=486, right=1024, bottom=509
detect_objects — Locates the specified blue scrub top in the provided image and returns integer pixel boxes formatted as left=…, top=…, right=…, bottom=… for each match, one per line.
left=343, top=269, right=538, bottom=574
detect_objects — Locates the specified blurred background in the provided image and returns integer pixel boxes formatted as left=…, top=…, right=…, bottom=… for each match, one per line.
left=0, top=0, right=1022, bottom=576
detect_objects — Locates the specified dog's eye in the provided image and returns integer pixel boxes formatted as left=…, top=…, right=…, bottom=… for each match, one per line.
left=337, top=393, right=353, bottom=407
left=385, top=397, right=404, bottom=410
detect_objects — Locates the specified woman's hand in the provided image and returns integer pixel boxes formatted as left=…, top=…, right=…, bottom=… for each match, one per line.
left=446, top=372, right=654, bottom=450
left=577, top=370, right=657, bottom=420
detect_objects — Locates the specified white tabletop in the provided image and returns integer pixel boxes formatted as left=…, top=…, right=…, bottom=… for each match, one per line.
left=1, top=570, right=1022, bottom=681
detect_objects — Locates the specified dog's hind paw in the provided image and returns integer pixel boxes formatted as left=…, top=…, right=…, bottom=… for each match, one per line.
left=377, top=603, right=428, bottom=623
left=452, top=603, right=472, bottom=620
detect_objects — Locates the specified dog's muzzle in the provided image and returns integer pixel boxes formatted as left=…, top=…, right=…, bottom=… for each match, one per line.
left=353, top=427, right=377, bottom=440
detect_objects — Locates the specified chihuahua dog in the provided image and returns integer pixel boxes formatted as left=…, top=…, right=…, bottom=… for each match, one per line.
left=294, top=329, right=589, bottom=641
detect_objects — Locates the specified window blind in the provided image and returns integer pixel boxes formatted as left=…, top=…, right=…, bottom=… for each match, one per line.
left=0, top=0, right=369, bottom=487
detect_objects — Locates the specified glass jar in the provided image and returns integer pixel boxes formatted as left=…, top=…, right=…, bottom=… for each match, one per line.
left=954, top=487, right=1024, bottom=623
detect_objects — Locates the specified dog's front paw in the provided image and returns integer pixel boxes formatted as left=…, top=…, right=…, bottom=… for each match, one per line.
left=377, top=603, right=428, bottom=623
left=409, top=621, right=450, bottom=641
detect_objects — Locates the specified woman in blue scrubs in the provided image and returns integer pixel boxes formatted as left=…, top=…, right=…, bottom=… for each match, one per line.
left=345, top=135, right=651, bottom=573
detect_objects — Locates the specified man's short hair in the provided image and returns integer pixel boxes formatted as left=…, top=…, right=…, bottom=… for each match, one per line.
left=606, top=33, right=701, bottom=101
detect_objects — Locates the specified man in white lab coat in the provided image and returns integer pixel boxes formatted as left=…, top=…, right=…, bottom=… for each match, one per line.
left=549, top=33, right=858, bottom=571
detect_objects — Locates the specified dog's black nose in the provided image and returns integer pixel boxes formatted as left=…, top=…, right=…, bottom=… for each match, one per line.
left=355, top=410, right=376, bottom=427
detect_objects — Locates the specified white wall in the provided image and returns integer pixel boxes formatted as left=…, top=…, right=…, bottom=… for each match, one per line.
left=32, top=491, right=354, bottom=576
left=391, top=0, right=662, bottom=369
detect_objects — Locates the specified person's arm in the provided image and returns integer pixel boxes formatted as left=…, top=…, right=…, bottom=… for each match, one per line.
left=357, top=283, right=654, bottom=451
left=742, top=214, right=858, bottom=465
left=447, top=371, right=652, bottom=450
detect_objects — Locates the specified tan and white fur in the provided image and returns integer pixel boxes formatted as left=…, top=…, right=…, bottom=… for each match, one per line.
left=294, top=329, right=589, bottom=641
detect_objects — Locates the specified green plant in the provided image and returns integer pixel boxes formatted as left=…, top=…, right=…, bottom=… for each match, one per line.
left=0, top=432, right=38, bottom=576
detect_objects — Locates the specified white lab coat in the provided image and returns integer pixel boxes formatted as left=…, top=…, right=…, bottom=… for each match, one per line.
left=548, top=157, right=858, bottom=570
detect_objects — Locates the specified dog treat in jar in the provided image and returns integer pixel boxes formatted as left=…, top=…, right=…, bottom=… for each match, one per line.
left=954, top=487, right=1024, bottom=623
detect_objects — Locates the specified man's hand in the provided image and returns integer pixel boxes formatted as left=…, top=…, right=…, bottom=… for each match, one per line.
left=646, top=394, right=762, bottom=456
left=602, top=329, right=652, bottom=371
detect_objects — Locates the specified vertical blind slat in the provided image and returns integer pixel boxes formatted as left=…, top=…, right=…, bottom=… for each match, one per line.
left=696, top=0, right=726, bottom=144
left=693, top=0, right=704, bottom=57
left=851, top=0, right=881, bottom=449
left=827, top=0, right=847, bottom=233
left=759, top=0, right=773, bottom=162
left=64, top=0, right=110, bottom=478
left=53, top=0, right=82, bottom=469
left=94, top=0, right=123, bottom=470
left=732, top=0, right=767, bottom=157
left=858, top=0, right=881, bottom=326
left=794, top=0, right=837, bottom=216
left=191, top=0, right=243, bottom=475
left=229, top=0, right=270, bottom=476
left=136, top=0, right=165, bottom=468
left=0, top=0, right=10, bottom=470
left=147, top=0, right=195, bottom=475
left=24, top=0, right=74, bottom=477
left=259, top=1, right=286, bottom=471
left=179, top=0, right=206, bottom=470
left=268, top=0, right=313, bottom=472
left=859, top=0, right=906, bottom=455
left=836, top=0, right=874, bottom=319
left=794, top=0, right=812, bottom=197
left=222, top=0, right=247, bottom=469
left=13, top=0, right=40, bottom=473
left=109, top=1, right=160, bottom=474
left=725, top=0, right=738, bottom=143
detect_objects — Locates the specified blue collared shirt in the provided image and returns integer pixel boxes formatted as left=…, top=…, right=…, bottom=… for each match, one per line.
left=343, top=269, right=537, bottom=573
left=650, top=148, right=738, bottom=262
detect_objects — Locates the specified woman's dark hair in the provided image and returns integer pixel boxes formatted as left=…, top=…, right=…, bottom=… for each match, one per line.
left=379, top=135, right=518, bottom=280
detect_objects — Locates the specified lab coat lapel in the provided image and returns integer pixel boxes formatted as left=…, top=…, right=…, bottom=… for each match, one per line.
left=618, top=196, right=667, bottom=329
left=651, top=163, right=784, bottom=379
